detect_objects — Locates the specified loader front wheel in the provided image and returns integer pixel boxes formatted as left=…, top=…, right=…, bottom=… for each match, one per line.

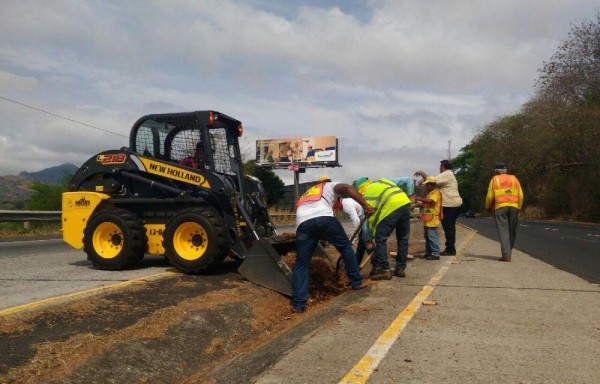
left=83, top=208, right=146, bottom=270
left=163, top=208, right=229, bottom=273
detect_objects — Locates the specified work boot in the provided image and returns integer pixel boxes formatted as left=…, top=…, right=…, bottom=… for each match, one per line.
left=291, top=306, right=306, bottom=313
left=440, top=250, right=456, bottom=256
left=369, top=268, right=392, bottom=280
left=352, top=280, right=370, bottom=290
left=393, top=268, right=406, bottom=278
left=369, top=265, right=380, bottom=276
left=498, top=257, right=511, bottom=262
left=425, top=254, right=440, bottom=260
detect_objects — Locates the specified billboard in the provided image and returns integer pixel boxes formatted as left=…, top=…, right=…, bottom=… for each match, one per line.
left=256, top=136, right=338, bottom=167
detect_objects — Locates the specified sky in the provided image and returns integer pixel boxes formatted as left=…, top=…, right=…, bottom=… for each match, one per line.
left=1, top=0, right=598, bottom=185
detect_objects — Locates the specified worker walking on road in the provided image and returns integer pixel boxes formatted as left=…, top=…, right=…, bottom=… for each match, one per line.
left=485, top=163, right=524, bottom=262
left=292, top=176, right=374, bottom=313
left=414, top=177, right=443, bottom=260
left=352, top=177, right=412, bottom=279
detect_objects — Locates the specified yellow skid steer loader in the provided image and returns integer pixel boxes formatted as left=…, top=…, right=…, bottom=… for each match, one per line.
left=62, top=111, right=298, bottom=296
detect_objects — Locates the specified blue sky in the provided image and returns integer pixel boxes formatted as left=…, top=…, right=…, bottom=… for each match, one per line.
left=1, top=0, right=598, bottom=185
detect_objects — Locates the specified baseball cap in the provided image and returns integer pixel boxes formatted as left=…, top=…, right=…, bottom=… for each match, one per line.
left=319, top=175, right=331, bottom=182
left=422, top=176, right=438, bottom=185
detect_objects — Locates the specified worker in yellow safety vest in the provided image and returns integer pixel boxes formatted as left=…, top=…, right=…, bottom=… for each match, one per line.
left=485, top=162, right=524, bottom=262
left=414, top=176, right=443, bottom=260
left=353, top=177, right=412, bottom=279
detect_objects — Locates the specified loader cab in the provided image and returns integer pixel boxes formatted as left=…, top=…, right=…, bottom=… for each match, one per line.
left=129, top=110, right=248, bottom=196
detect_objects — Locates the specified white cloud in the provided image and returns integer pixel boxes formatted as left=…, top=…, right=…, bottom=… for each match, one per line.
left=0, top=0, right=598, bottom=187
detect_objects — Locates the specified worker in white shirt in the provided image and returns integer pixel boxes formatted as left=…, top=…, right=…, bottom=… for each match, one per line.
left=340, top=198, right=364, bottom=241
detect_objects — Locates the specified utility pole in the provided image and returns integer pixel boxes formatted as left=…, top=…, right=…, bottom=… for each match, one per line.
left=447, top=140, right=452, bottom=161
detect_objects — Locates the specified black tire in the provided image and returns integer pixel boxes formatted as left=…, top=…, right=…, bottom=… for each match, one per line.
left=163, top=207, right=229, bottom=273
left=83, top=208, right=146, bottom=270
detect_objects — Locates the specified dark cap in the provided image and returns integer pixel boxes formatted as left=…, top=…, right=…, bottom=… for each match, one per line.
left=494, top=162, right=507, bottom=170
left=196, top=142, right=203, bottom=149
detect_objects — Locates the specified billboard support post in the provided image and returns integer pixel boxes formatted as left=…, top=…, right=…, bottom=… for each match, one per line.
left=294, top=169, right=300, bottom=206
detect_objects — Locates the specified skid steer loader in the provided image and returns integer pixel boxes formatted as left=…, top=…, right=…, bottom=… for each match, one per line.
left=62, top=110, right=296, bottom=296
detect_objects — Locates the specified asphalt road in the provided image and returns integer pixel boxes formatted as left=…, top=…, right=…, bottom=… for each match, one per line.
left=0, top=238, right=174, bottom=310
left=458, top=217, right=600, bottom=284
left=0, top=224, right=297, bottom=311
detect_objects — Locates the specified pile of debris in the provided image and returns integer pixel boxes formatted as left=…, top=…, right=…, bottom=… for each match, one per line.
left=282, top=248, right=350, bottom=303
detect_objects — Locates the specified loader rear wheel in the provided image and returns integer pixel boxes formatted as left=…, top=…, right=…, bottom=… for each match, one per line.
left=163, top=207, right=229, bottom=273
left=83, top=208, right=146, bottom=270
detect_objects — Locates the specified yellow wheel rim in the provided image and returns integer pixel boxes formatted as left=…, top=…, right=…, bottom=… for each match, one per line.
left=92, top=222, right=123, bottom=259
left=173, top=221, right=208, bottom=261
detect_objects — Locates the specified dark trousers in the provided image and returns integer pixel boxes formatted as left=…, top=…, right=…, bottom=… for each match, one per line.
left=372, top=204, right=411, bottom=271
left=441, top=206, right=461, bottom=253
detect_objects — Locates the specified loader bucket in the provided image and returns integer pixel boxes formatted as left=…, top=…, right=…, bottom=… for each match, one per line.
left=238, top=235, right=334, bottom=296
left=238, top=235, right=295, bottom=296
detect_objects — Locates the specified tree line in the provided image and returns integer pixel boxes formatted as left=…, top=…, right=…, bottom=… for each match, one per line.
left=452, top=12, right=600, bottom=222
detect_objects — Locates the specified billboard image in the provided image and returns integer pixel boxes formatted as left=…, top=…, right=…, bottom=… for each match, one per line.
left=256, top=136, right=338, bottom=167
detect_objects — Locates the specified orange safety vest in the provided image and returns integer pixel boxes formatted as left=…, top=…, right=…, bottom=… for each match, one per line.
left=296, top=182, right=326, bottom=209
left=493, top=174, right=520, bottom=207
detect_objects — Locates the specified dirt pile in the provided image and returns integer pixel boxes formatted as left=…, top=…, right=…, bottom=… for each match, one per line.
left=283, top=250, right=349, bottom=303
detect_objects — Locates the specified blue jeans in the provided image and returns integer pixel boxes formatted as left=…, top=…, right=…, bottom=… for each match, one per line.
left=424, top=226, right=440, bottom=256
left=373, top=204, right=411, bottom=271
left=293, top=216, right=362, bottom=310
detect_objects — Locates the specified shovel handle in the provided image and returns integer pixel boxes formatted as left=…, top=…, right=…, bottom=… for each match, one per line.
left=337, top=215, right=369, bottom=280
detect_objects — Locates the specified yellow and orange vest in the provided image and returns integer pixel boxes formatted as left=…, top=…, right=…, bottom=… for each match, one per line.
left=420, top=189, right=443, bottom=227
left=296, top=182, right=326, bottom=209
left=491, top=174, right=521, bottom=209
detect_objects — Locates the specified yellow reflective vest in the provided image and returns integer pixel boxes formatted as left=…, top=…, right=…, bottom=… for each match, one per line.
left=420, top=189, right=442, bottom=227
left=362, top=178, right=411, bottom=236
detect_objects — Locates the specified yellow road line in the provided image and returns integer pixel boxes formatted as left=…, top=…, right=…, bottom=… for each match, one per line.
left=339, top=229, right=477, bottom=384
left=0, top=271, right=176, bottom=317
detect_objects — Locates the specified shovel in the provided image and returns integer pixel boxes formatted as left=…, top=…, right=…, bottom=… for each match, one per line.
left=335, top=216, right=369, bottom=280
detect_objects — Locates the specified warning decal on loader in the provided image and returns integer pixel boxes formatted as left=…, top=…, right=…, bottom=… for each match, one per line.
left=138, top=157, right=211, bottom=187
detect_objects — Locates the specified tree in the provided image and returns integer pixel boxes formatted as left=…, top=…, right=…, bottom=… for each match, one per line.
left=26, top=173, right=72, bottom=211
left=244, top=160, right=285, bottom=206
left=536, top=12, right=600, bottom=105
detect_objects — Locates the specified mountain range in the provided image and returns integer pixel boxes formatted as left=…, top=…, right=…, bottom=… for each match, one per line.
left=0, top=164, right=78, bottom=208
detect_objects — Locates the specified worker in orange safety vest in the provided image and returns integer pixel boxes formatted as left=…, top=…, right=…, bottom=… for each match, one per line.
left=485, top=162, right=524, bottom=262
left=292, top=175, right=374, bottom=313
